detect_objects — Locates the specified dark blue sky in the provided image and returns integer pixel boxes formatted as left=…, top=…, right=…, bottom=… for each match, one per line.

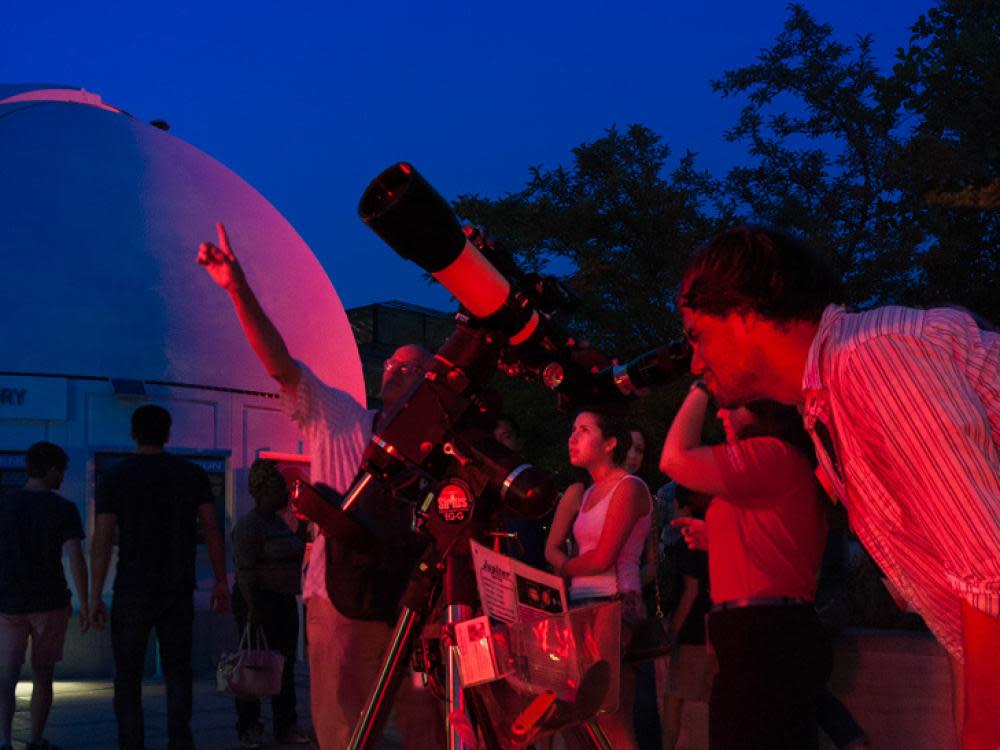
left=3, top=0, right=932, bottom=310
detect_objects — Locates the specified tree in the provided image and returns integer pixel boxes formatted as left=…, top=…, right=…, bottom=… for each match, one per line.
left=454, top=124, right=727, bottom=356
left=447, top=2, right=1000, bottom=472
left=712, top=4, right=920, bottom=307
left=453, top=125, right=725, bottom=473
left=713, top=2, right=998, bottom=320
left=892, top=0, right=1000, bottom=319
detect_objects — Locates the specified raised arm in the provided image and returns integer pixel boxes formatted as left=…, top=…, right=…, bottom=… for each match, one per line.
left=197, top=222, right=300, bottom=389
left=659, top=385, right=725, bottom=495
left=562, top=478, right=649, bottom=577
left=545, top=482, right=584, bottom=573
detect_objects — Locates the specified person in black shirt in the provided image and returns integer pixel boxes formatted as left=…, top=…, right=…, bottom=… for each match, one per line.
left=90, top=406, right=229, bottom=750
left=0, top=441, right=88, bottom=750
left=662, top=486, right=713, bottom=750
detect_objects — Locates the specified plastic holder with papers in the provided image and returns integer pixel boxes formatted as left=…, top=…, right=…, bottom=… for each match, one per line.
left=463, top=601, right=621, bottom=748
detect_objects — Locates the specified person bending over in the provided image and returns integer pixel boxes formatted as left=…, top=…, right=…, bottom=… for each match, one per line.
left=678, top=225, right=999, bottom=749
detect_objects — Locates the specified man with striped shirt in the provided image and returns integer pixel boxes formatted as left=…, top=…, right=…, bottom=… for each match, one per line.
left=677, top=226, right=999, bottom=750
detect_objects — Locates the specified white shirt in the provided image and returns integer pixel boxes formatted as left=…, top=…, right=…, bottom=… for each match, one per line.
left=282, top=361, right=376, bottom=603
left=569, top=475, right=651, bottom=601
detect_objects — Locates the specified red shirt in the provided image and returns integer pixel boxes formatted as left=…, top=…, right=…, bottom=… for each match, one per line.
left=706, top=437, right=827, bottom=605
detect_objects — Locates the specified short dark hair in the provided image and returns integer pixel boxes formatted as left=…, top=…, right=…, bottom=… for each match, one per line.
left=580, top=405, right=633, bottom=466
left=26, top=442, right=68, bottom=478
left=248, top=459, right=287, bottom=507
left=131, top=405, right=172, bottom=446
left=739, top=400, right=816, bottom=465
left=679, top=225, right=841, bottom=324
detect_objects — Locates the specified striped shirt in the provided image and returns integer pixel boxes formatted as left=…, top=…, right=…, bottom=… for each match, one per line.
left=802, top=304, right=1000, bottom=661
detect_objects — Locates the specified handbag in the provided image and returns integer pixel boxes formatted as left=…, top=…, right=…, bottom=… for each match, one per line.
left=623, top=612, right=672, bottom=664
left=623, top=503, right=673, bottom=664
left=216, top=623, right=285, bottom=698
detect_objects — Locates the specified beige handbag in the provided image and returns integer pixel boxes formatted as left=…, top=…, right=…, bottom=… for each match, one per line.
left=217, top=623, right=285, bottom=697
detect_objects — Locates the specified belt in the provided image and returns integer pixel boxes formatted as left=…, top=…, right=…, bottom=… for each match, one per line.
left=711, top=596, right=809, bottom=612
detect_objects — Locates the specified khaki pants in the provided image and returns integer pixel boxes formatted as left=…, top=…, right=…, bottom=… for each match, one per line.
left=306, top=596, right=445, bottom=750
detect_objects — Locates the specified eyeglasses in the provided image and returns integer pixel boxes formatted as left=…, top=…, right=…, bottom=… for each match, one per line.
left=383, top=359, right=422, bottom=375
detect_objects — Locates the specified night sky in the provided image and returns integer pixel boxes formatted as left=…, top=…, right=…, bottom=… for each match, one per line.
left=3, top=0, right=932, bottom=310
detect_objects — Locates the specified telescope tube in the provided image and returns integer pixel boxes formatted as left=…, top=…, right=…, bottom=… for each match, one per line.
left=360, top=162, right=539, bottom=341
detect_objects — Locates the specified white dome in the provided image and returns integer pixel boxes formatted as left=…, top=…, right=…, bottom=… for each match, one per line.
left=0, top=85, right=364, bottom=402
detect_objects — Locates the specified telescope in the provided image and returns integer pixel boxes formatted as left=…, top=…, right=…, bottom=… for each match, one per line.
left=296, top=162, right=695, bottom=750
left=359, top=162, right=691, bottom=407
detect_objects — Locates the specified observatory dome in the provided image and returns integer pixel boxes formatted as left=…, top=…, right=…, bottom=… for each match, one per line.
left=0, top=84, right=363, bottom=402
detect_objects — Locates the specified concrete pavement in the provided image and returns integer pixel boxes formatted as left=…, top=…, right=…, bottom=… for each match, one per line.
left=8, top=630, right=957, bottom=749
left=8, top=663, right=403, bottom=750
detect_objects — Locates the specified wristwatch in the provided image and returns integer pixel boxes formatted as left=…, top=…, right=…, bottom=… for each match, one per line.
left=689, top=379, right=710, bottom=395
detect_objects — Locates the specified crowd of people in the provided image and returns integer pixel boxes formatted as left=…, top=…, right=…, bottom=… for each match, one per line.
left=1, top=222, right=996, bottom=750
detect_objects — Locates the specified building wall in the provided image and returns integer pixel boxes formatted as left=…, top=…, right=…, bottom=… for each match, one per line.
left=0, top=85, right=364, bottom=676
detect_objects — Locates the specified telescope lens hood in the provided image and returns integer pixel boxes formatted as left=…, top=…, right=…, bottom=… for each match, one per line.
left=359, top=162, right=466, bottom=273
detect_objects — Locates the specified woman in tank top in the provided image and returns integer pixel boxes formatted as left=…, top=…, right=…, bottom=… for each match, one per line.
left=545, top=407, right=652, bottom=750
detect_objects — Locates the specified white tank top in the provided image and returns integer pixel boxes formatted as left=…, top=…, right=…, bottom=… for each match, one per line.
left=569, top=474, right=651, bottom=601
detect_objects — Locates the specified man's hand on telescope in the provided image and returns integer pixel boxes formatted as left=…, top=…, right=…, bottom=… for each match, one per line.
left=197, top=222, right=247, bottom=294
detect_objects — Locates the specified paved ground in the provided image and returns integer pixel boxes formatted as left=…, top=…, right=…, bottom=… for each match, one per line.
left=8, top=630, right=955, bottom=750
left=8, top=664, right=403, bottom=750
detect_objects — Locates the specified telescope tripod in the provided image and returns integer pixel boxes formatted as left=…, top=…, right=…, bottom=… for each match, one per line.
left=346, top=535, right=614, bottom=750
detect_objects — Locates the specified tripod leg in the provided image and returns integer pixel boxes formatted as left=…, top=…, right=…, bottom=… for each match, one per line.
left=348, top=606, right=427, bottom=750
left=349, top=552, right=440, bottom=750
left=571, top=720, right=615, bottom=750
left=463, top=685, right=504, bottom=750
